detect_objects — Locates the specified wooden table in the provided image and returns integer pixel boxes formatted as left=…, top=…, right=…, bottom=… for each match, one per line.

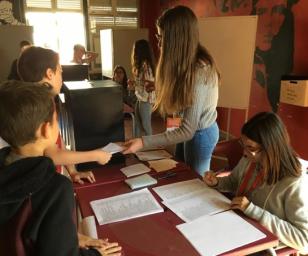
left=75, top=167, right=278, bottom=256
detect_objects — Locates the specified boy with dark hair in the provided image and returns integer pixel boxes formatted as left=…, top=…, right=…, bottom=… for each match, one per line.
left=0, top=80, right=122, bottom=256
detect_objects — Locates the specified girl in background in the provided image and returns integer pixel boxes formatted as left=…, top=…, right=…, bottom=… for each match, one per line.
left=124, top=6, right=220, bottom=176
left=128, top=39, right=156, bottom=137
left=204, top=112, right=308, bottom=254
left=113, top=65, right=136, bottom=108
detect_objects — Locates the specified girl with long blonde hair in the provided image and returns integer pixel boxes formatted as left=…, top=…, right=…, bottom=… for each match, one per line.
left=124, top=6, right=220, bottom=175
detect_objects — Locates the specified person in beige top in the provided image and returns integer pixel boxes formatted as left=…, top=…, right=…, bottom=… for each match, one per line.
left=204, top=112, right=308, bottom=254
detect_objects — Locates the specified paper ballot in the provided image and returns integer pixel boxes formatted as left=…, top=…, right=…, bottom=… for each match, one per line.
left=154, top=179, right=230, bottom=222
left=90, top=188, right=163, bottom=225
left=102, top=143, right=124, bottom=154
left=153, top=179, right=206, bottom=201
left=135, top=150, right=172, bottom=161
left=148, top=159, right=178, bottom=172
left=79, top=216, right=98, bottom=239
left=163, top=188, right=230, bottom=222
left=120, top=163, right=151, bottom=177
left=177, top=210, right=266, bottom=256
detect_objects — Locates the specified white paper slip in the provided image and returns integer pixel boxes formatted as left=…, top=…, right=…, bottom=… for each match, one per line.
left=79, top=216, right=98, bottom=239
left=153, top=179, right=206, bottom=201
left=125, top=174, right=157, bottom=189
left=120, top=163, right=151, bottom=177
left=90, top=188, right=163, bottom=225
left=148, top=159, right=178, bottom=172
left=102, top=143, right=124, bottom=154
left=135, top=150, right=172, bottom=161
left=163, top=188, right=231, bottom=222
left=177, top=210, right=266, bottom=256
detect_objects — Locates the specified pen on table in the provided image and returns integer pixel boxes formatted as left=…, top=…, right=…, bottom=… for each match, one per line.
left=157, top=171, right=177, bottom=180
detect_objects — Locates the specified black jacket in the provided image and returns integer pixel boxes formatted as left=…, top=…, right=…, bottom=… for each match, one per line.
left=0, top=147, right=99, bottom=256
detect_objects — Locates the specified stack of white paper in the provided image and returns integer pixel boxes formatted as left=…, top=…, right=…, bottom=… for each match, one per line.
left=153, top=179, right=230, bottom=222
left=135, top=150, right=172, bottom=161
left=125, top=174, right=157, bottom=189
left=177, top=210, right=266, bottom=256
left=90, top=188, right=163, bottom=225
left=148, top=159, right=178, bottom=172
left=120, top=163, right=151, bottom=177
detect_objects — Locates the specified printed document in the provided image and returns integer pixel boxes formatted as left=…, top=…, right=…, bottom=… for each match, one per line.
left=163, top=188, right=230, bottom=222
left=153, top=179, right=230, bottom=222
left=90, top=188, right=163, bottom=225
left=153, top=179, right=206, bottom=201
left=177, top=210, right=266, bottom=256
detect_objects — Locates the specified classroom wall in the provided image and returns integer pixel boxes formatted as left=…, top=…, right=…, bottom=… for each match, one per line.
left=140, top=0, right=308, bottom=159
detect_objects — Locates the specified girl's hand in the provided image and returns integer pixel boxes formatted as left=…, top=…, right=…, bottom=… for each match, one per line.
left=144, top=80, right=155, bottom=92
left=127, top=79, right=135, bottom=90
left=231, top=196, right=250, bottom=212
left=203, top=171, right=218, bottom=187
left=70, top=170, right=95, bottom=184
left=122, top=138, right=144, bottom=154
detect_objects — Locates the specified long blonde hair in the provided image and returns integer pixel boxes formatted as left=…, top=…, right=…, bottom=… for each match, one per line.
left=154, top=5, right=220, bottom=115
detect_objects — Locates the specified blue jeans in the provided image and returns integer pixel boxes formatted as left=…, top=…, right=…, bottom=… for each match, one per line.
left=175, top=122, right=219, bottom=176
left=134, top=100, right=152, bottom=137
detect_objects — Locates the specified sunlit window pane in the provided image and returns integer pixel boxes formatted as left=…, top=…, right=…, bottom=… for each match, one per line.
left=56, top=12, right=85, bottom=63
left=26, top=12, right=86, bottom=64
left=26, top=12, right=58, bottom=50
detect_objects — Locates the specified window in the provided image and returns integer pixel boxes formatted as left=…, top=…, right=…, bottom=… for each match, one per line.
left=25, top=0, right=85, bottom=63
left=88, top=0, right=138, bottom=32
left=87, top=0, right=139, bottom=70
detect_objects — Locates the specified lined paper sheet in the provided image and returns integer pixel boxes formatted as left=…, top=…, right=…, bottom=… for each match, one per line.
left=90, top=188, right=163, bottom=225
left=177, top=210, right=266, bottom=256
left=135, top=150, right=172, bottom=161
left=120, top=163, right=151, bottom=177
left=153, top=179, right=206, bottom=201
left=163, top=188, right=230, bottom=222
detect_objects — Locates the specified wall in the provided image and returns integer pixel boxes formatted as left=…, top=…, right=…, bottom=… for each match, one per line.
left=140, top=0, right=308, bottom=159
